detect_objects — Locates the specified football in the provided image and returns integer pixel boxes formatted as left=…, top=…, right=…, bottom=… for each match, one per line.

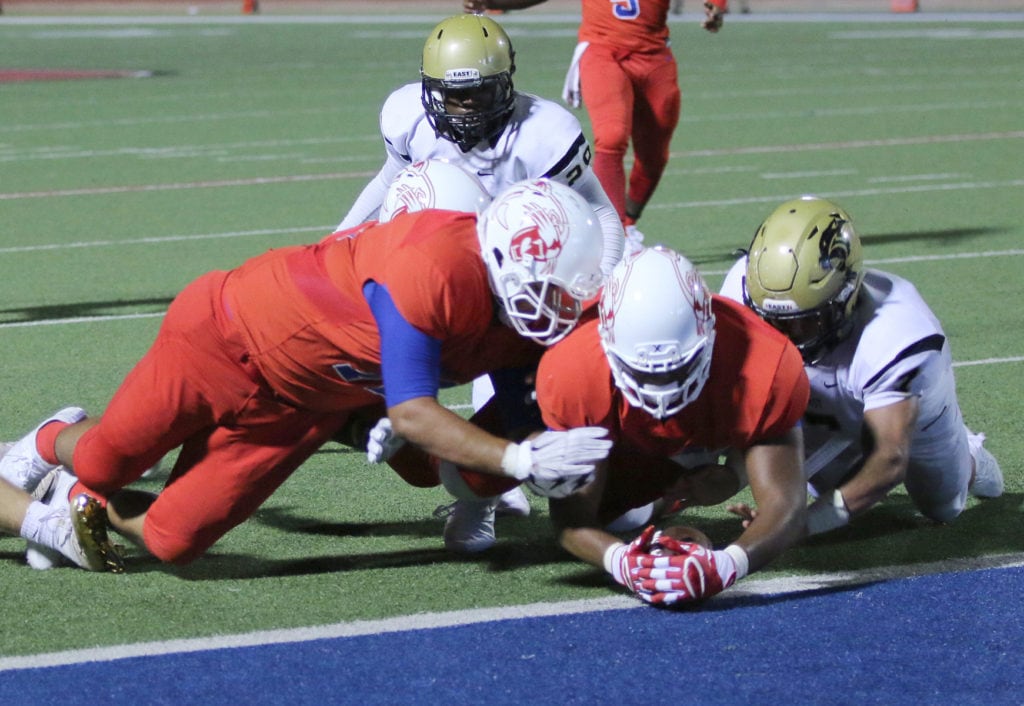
left=651, top=524, right=712, bottom=555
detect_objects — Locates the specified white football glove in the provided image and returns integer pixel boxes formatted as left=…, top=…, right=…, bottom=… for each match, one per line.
left=501, top=427, right=611, bottom=497
left=365, top=417, right=406, bottom=464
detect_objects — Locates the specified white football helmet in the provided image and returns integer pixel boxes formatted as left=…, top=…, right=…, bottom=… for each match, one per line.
left=478, top=179, right=604, bottom=346
left=599, top=246, right=716, bottom=419
left=378, top=159, right=491, bottom=223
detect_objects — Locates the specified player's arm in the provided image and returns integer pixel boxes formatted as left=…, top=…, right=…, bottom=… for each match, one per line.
left=337, top=151, right=405, bottom=230
left=548, top=456, right=611, bottom=567
left=548, top=460, right=662, bottom=593
left=463, top=0, right=547, bottom=12
left=807, top=397, right=918, bottom=534
left=368, top=282, right=609, bottom=482
left=572, top=169, right=625, bottom=275
left=338, top=87, right=415, bottom=231
left=732, top=426, right=807, bottom=572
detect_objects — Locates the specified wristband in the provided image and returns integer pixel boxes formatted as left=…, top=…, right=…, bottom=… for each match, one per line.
left=602, top=542, right=628, bottom=586
left=500, top=441, right=532, bottom=481
left=723, top=544, right=750, bottom=582
left=806, top=488, right=851, bottom=536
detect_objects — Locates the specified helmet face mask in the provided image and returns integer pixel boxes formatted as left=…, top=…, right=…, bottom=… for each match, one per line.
left=743, top=196, right=864, bottom=363
left=501, top=279, right=582, bottom=343
left=478, top=179, right=604, bottom=347
left=420, top=15, right=516, bottom=152
left=599, top=247, right=716, bottom=419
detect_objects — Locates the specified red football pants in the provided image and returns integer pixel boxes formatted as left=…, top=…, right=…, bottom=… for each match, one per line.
left=580, top=44, right=681, bottom=222
left=73, top=271, right=350, bottom=564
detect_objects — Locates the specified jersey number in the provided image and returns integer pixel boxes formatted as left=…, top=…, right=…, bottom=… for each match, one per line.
left=333, top=363, right=385, bottom=398
left=564, top=144, right=592, bottom=187
left=611, top=0, right=640, bottom=20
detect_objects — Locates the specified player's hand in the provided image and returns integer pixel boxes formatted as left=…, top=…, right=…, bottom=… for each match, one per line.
left=366, top=417, right=406, bottom=463
left=726, top=502, right=758, bottom=529
left=503, top=427, right=611, bottom=493
left=604, top=525, right=659, bottom=589
left=702, top=1, right=726, bottom=32
left=631, top=537, right=738, bottom=606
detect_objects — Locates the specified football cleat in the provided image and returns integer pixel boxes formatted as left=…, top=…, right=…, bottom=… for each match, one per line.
left=22, top=468, right=123, bottom=572
left=968, top=432, right=1003, bottom=498
left=435, top=497, right=498, bottom=554
left=71, top=493, right=126, bottom=574
left=0, top=406, right=86, bottom=493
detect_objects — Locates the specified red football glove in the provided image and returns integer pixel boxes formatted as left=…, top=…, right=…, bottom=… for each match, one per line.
left=603, top=525, right=657, bottom=590
left=631, top=533, right=739, bottom=606
left=702, top=1, right=726, bottom=33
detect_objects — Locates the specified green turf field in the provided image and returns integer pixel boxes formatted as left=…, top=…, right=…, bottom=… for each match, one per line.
left=1, top=11, right=1021, bottom=658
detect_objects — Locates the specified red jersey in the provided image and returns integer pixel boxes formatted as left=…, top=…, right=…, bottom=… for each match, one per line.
left=222, top=210, right=542, bottom=412
left=579, top=0, right=671, bottom=54
left=537, top=295, right=809, bottom=454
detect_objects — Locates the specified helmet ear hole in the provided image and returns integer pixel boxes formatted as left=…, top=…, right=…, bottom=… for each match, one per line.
left=490, top=247, right=505, bottom=268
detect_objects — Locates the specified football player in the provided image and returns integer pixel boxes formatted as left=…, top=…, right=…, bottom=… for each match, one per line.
left=339, top=15, right=623, bottom=277
left=719, top=196, right=1003, bottom=536
left=339, top=13, right=627, bottom=543
left=0, top=179, right=611, bottom=571
left=367, top=244, right=810, bottom=595
left=530, top=245, right=810, bottom=606
left=462, top=0, right=728, bottom=242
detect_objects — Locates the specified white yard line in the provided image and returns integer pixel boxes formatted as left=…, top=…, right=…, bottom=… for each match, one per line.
left=4, top=249, right=1024, bottom=331
left=1, top=550, right=1021, bottom=672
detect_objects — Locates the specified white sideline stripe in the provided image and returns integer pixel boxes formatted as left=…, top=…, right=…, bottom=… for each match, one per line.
left=953, top=356, right=1024, bottom=368
left=0, top=171, right=376, bottom=200
left=0, top=312, right=166, bottom=329
left=0, top=225, right=330, bottom=254
left=702, top=248, right=1024, bottom=277
left=3, top=249, right=1024, bottom=332
left=1, top=132, right=1020, bottom=200
left=651, top=178, right=1024, bottom=212
left=1, top=551, right=1021, bottom=673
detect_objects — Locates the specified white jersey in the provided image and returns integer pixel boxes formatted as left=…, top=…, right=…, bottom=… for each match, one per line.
left=339, top=82, right=624, bottom=275
left=721, top=260, right=972, bottom=519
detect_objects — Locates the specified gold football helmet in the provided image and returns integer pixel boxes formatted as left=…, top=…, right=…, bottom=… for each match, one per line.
left=743, top=196, right=864, bottom=362
left=420, top=14, right=516, bottom=152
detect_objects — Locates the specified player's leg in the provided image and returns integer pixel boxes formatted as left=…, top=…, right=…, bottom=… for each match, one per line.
left=624, top=50, right=680, bottom=226
left=580, top=44, right=635, bottom=222
left=69, top=272, right=243, bottom=499
left=142, top=407, right=345, bottom=565
left=902, top=369, right=976, bottom=523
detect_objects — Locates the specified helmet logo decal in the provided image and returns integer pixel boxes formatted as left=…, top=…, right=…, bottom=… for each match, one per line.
left=498, top=183, right=569, bottom=272
left=390, top=183, right=433, bottom=216
left=509, top=225, right=563, bottom=265
left=819, top=216, right=852, bottom=273
left=445, top=68, right=481, bottom=84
